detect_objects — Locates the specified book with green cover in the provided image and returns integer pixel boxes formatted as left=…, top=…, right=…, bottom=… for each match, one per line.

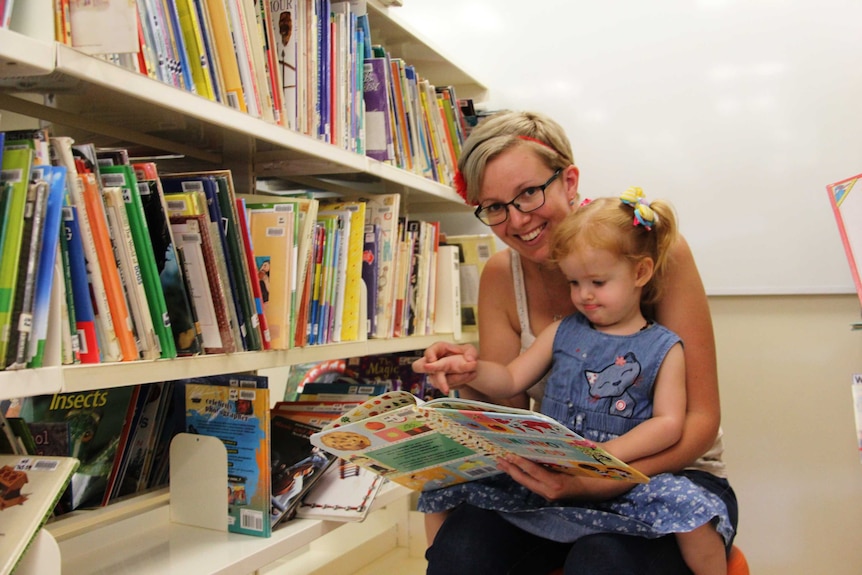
left=100, top=165, right=177, bottom=359
left=12, top=386, right=139, bottom=512
left=0, top=147, right=34, bottom=368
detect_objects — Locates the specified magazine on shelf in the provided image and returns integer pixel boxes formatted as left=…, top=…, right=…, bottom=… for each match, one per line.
left=311, top=391, right=649, bottom=491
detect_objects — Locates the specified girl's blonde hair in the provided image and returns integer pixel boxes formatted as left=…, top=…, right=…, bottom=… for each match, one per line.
left=550, top=196, right=679, bottom=307
left=458, top=111, right=574, bottom=204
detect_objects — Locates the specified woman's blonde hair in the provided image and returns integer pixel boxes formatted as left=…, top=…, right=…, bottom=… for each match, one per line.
left=458, top=111, right=575, bottom=204
left=550, top=196, right=679, bottom=307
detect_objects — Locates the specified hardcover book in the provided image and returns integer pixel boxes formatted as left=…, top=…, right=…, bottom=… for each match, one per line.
left=311, top=391, right=649, bottom=492
left=11, top=386, right=140, bottom=511
left=0, top=455, right=79, bottom=575
left=183, top=374, right=271, bottom=537
left=60, top=204, right=100, bottom=363
left=295, top=459, right=383, bottom=523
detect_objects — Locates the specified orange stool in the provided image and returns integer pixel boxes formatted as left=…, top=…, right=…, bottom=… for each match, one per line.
left=547, top=545, right=749, bottom=575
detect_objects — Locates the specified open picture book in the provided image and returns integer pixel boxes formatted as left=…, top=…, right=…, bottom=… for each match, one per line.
left=310, top=391, right=649, bottom=491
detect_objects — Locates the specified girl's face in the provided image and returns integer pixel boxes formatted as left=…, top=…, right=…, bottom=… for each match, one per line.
left=478, top=145, right=578, bottom=264
left=558, top=246, right=649, bottom=330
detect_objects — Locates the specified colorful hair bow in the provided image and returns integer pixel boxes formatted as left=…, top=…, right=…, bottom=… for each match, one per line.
left=620, top=186, right=657, bottom=230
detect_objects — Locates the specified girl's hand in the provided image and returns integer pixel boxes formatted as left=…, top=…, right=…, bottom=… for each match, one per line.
left=412, top=342, right=479, bottom=393
left=498, top=454, right=634, bottom=502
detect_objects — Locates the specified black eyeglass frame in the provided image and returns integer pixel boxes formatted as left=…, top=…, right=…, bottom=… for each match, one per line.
left=473, top=168, right=564, bottom=226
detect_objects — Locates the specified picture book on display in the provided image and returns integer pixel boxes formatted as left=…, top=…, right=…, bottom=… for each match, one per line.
left=295, top=458, right=383, bottom=522
left=183, top=374, right=271, bottom=537
left=826, top=173, right=862, bottom=308
left=0, top=455, right=79, bottom=575
left=311, top=391, right=649, bottom=492
left=7, top=386, right=139, bottom=512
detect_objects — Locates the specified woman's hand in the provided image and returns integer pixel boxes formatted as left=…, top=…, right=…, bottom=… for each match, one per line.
left=412, top=342, right=479, bottom=394
left=498, top=454, right=634, bottom=502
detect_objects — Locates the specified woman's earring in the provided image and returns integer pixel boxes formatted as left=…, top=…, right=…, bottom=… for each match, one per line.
left=569, top=198, right=576, bottom=206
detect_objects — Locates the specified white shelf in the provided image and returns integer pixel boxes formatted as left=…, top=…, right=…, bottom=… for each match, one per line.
left=49, top=481, right=411, bottom=575
left=0, top=28, right=54, bottom=80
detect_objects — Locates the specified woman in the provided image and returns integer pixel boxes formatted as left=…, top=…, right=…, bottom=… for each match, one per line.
left=416, top=111, right=736, bottom=575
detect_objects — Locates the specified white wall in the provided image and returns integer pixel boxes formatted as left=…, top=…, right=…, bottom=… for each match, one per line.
left=713, top=294, right=862, bottom=574
left=395, top=0, right=862, bottom=296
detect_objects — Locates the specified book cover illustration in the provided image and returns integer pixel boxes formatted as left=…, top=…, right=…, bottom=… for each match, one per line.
left=0, top=455, right=79, bottom=575
left=184, top=374, right=271, bottom=537
left=269, top=414, right=334, bottom=529
left=10, top=386, right=139, bottom=512
left=826, top=173, right=862, bottom=307
left=311, top=391, right=649, bottom=492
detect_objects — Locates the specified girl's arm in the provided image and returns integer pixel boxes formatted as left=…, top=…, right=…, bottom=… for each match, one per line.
left=630, top=235, right=720, bottom=475
left=419, top=319, right=559, bottom=399
left=601, top=343, right=686, bottom=462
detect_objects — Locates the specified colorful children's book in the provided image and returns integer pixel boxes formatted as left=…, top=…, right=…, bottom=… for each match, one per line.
left=433, top=243, right=462, bottom=340
left=0, top=455, right=79, bottom=575
left=826, top=173, right=862, bottom=307
left=361, top=193, right=400, bottom=338
left=319, top=200, right=366, bottom=342
left=362, top=223, right=380, bottom=338
left=311, top=391, right=649, bottom=492
left=11, top=386, right=140, bottom=512
left=183, top=373, right=271, bottom=537
left=363, top=56, right=394, bottom=162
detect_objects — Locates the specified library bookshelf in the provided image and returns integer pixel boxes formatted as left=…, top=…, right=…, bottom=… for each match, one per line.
left=0, top=1, right=484, bottom=573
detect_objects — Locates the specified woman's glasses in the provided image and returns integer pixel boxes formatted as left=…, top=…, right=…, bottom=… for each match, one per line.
left=473, top=169, right=563, bottom=226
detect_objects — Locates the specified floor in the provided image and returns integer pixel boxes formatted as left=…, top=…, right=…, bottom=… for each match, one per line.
left=352, top=548, right=427, bottom=575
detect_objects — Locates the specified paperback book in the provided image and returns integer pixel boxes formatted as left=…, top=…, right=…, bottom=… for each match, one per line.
left=311, top=391, right=649, bottom=491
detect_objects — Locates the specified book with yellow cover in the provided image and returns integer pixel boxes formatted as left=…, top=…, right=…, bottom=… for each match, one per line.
left=319, top=201, right=366, bottom=342
left=247, top=207, right=294, bottom=350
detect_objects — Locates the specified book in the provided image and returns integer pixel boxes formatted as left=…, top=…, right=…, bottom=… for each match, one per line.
left=4, top=175, right=49, bottom=370
left=0, top=147, right=33, bottom=368
left=68, top=0, right=139, bottom=54
left=433, top=244, right=461, bottom=340
left=183, top=373, right=271, bottom=537
left=60, top=204, right=100, bottom=363
left=363, top=56, right=394, bottom=162
left=101, top=164, right=177, bottom=359
left=267, top=0, right=297, bottom=129
left=269, top=413, right=334, bottom=528
left=443, top=234, right=498, bottom=330
left=362, top=223, right=380, bottom=338
left=201, top=0, right=247, bottom=111
left=78, top=172, right=139, bottom=361
left=361, top=193, right=400, bottom=338
left=246, top=205, right=294, bottom=349
left=0, top=455, right=79, bottom=575
left=311, top=391, right=649, bottom=491
left=26, top=165, right=66, bottom=368
left=295, top=458, right=383, bottom=522
left=826, top=173, right=862, bottom=307
left=319, top=200, right=366, bottom=342
left=234, top=198, right=272, bottom=350
left=11, top=386, right=140, bottom=511
left=133, top=162, right=202, bottom=356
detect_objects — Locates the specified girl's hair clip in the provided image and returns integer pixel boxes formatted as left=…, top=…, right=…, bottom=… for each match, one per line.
left=620, top=186, right=657, bottom=230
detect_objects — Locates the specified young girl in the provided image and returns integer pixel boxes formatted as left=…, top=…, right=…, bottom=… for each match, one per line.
left=416, top=191, right=734, bottom=575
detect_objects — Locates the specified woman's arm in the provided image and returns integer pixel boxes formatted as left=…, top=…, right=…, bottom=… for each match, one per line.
left=465, top=250, right=533, bottom=408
